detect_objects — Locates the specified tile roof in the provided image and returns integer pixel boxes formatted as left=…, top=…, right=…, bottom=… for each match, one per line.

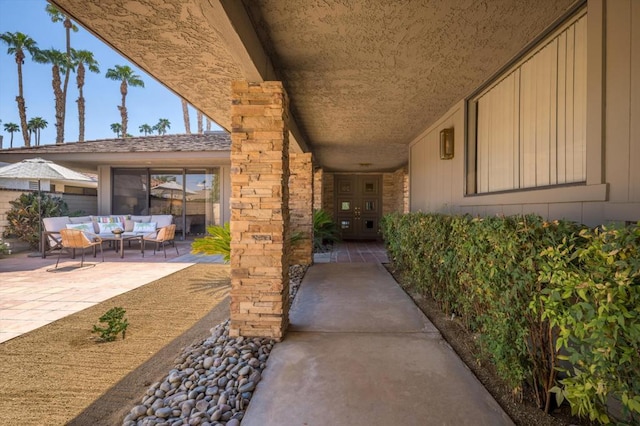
left=0, top=132, right=231, bottom=154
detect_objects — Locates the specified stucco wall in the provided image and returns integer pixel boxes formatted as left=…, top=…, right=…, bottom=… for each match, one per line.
left=409, top=0, right=640, bottom=226
left=0, top=189, right=97, bottom=237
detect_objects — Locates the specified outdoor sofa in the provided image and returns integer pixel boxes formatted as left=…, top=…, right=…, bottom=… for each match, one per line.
left=41, top=214, right=174, bottom=258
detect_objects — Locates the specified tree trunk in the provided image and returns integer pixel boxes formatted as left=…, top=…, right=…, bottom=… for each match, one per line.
left=77, top=62, right=86, bottom=142
left=182, top=99, right=191, bottom=134
left=53, top=64, right=64, bottom=144
left=60, top=17, right=73, bottom=144
left=16, top=52, right=30, bottom=147
left=120, top=80, right=128, bottom=137
left=197, top=110, right=203, bottom=134
left=206, top=118, right=212, bottom=132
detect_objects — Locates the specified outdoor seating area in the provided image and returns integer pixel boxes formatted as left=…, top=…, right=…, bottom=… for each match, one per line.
left=42, top=214, right=174, bottom=259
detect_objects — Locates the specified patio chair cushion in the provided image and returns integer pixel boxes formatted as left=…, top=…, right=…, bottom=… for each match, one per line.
left=133, top=221, right=156, bottom=234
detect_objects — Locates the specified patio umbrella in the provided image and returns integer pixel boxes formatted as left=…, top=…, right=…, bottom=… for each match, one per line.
left=151, top=181, right=195, bottom=214
left=0, top=158, right=94, bottom=252
left=151, top=181, right=195, bottom=199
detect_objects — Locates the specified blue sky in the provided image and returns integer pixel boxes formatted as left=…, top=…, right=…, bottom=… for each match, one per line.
left=0, top=0, right=221, bottom=148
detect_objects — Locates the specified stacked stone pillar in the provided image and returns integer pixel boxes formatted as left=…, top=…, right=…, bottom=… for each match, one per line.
left=230, top=81, right=290, bottom=340
left=289, top=153, right=313, bottom=265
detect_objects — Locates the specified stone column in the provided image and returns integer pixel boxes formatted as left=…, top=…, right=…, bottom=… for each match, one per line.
left=289, top=152, right=313, bottom=265
left=230, top=81, right=290, bottom=340
left=313, top=168, right=323, bottom=211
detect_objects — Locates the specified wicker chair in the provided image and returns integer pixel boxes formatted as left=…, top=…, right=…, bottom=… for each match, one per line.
left=55, top=228, right=104, bottom=268
left=143, top=224, right=178, bottom=258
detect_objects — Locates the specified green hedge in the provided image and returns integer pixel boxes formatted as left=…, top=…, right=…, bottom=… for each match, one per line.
left=380, top=213, right=639, bottom=424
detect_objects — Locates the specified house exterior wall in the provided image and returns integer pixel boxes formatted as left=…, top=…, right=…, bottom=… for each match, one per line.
left=409, top=0, right=640, bottom=226
left=289, top=153, right=313, bottom=265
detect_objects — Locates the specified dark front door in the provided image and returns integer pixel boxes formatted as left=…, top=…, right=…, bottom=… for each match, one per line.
left=335, top=174, right=382, bottom=240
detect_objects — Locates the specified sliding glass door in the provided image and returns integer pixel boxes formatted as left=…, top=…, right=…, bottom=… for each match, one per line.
left=112, top=167, right=221, bottom=239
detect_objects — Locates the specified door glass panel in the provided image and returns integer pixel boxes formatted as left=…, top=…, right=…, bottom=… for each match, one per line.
left=365, top=220, right=375, bottom=229
left=341, top=201, right=350, bottom=211
left=185, top=168, right=219, bottom=235
left=364, top=201, right=375, bottom=211
left=364, top=182, right=375, bottom=193
left=338, top=180, right=352, bottom=194
left=112, top=169, right=147, bottom=215
left=341, top=220, right=350, bottom=229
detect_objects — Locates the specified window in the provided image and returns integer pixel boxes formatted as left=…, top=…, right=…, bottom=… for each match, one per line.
left=467, top=9, right=587, bottom=194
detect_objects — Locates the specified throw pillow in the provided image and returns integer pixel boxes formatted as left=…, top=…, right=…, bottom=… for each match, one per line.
left=133, top=222, right=157, bottom=234
left=98, top=222, right=124, bottom=234
left=66, top=222, right=93, bottom=232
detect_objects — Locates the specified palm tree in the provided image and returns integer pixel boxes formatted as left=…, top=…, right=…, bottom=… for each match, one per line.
left=1, top=32, right=39, bottom=147
left=206, top=118, right=212, bottom=132
left=105, top=65, right=144, bottom=138
left=154, top=118, right=171, bottom=135
left=71, top=49, right=99, bottom=142
left=181, top=99, right=191, bottom=134
left=197, top=110, right=203, bottom=134
left=46, top=4, right=78, bottom=142
left=3, top=122, right=19, bottom=148
left=110, top=122, right=122, bottom=138
left=27, top=117, right=48, bottom=146
left=139, top=124, right=153, bottom=135
left=33, top=48, right=70, bottom=144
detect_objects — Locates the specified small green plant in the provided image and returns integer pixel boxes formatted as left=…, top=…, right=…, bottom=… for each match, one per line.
left=192, top=223, right=309, bottom=263
left=3, top=192, right=69, bottom=249
left=192, top=222, right=231, bottom=263
left=0, top=238, right=11, bottom=256
left=313, top=209, right=340, bottom=252
left=92, top=307, right=129, bottom=342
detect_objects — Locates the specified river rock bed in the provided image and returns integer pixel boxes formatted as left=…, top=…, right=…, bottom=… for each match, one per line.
left=123, top=265, right=308, bottom=426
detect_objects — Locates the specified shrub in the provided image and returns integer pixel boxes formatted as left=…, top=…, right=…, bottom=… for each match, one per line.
left=537, top=223, right=640, bottom=423
left=3, top=192, right=69, bottom=249
left=380, top=212, right=603, bottom=416
left=92, top=307, right=129, bottom=342
left=313, top=209, right=339, bottom=252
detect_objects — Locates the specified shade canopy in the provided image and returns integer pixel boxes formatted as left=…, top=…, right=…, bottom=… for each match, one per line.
left=0, top=158, right=93, bottom=182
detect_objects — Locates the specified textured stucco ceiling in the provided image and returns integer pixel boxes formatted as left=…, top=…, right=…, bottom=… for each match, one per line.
left=51, top=0, right=578, bottom=172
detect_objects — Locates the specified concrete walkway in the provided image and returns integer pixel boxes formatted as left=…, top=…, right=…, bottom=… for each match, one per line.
left=243, top=262, right=514, bottom=425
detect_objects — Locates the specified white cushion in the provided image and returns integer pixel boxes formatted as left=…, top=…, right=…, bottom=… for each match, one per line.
left=151, top=215, right=173, bottom=228
left=69, top=215, right=93, bottom=224
left=66, top=222, right=94, bottom=232
left=133, top=222, right=156, bottom=234
left=42, top=216, right=71, bottom=232
left=98, top=222, right=124, bottom=234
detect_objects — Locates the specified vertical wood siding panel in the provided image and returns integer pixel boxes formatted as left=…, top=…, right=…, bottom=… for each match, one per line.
left=521, top=60, right=537, bottom=188
left=535, top=43, right=552, bottom=187
left=513, top=69, right=521, bottom=188
left=631, top=0, right=640, bottom=201
left=573, top=16, right=588, bottom=183
left=565, top=24, right=576, bottom=182
left=557, top=32, right=568, bottom=184
left=606, top=1, right=631, bottom=202
left=478, top=94, right=490, bottom=193
left=550, top=39, right=559, bottom=185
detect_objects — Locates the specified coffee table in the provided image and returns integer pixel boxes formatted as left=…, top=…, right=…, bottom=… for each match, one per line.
left=102, top=234, right=143, bottom=258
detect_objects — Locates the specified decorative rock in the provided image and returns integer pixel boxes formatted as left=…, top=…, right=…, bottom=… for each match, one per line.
left=123, top=265, right=307, bottom=426
left=155, top=407, right=172, bottom=418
